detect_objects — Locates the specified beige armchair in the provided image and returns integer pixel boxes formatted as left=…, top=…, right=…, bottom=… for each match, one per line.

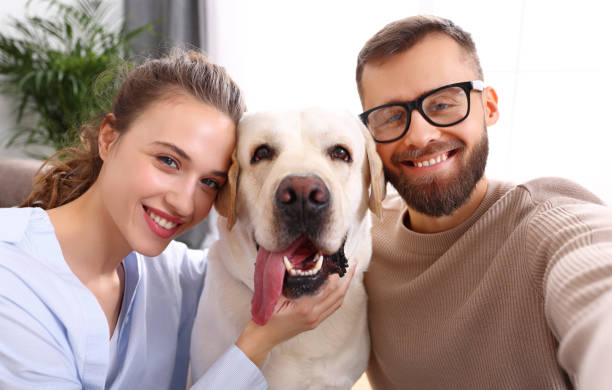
left=0, top=157, right=42, bottom=208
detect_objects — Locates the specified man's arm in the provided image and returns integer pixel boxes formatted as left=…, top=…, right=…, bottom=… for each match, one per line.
left=528, top=200, right=612, bottom=388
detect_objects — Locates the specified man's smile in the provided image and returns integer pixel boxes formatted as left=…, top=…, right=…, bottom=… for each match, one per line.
left=398, top=148, right=462, bottom=172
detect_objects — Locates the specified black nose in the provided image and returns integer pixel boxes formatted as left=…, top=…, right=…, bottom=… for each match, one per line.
left=275, top=175, right=330, bottom=216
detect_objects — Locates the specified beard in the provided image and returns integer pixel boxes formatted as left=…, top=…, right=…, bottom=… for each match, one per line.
left=385, top=128, right=489, bottom=217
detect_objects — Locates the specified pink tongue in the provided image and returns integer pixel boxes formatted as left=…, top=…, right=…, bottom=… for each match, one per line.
left=251, top=236, right=314, bottom=325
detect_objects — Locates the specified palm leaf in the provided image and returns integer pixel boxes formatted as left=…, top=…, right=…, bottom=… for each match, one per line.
left=0, top=0, right=151, bottom=155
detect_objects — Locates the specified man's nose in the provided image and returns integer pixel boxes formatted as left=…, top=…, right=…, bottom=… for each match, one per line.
left=402, top=109, right=442, bottom=148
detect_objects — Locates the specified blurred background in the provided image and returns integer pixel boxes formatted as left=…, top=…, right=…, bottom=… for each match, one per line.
left=1, top=0, right=610, bottom=202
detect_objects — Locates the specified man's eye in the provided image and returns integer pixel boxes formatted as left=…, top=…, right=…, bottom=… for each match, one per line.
left=158, top=156, right=178, bottom=168
left=430, top=103, right=450, bottom=112
left=201, top=178, right=220, bottom=190
left=329, top=145, right=352, bottom=162
left=387, top=113, right=404, bottom=123
left=251, top=145, right=274, bottom=163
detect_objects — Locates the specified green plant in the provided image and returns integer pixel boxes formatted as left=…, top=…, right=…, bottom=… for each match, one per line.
left=0, top=0, right=150, bottom=154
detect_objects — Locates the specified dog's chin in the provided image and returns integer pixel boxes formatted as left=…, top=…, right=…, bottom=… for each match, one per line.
left=255, top=235, right=349, bottom=299
left=282, top=242, right=348, bottom=299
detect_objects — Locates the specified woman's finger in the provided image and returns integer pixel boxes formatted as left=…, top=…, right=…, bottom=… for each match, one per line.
left=311, top=261, right=357, bottom=319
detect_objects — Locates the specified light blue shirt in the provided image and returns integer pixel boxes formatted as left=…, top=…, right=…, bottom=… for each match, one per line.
left=0, top=207, right=267, bottom=390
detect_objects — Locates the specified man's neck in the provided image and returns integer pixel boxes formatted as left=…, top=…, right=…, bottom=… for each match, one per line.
left=405, top=177, right=488, bottom=233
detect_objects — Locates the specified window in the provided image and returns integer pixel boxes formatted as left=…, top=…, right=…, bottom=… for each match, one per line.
left=207, top=0, right=612, bottom=204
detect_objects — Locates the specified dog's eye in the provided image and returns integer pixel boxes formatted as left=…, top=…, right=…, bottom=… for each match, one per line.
left=329, top=145, right=352, bottom=163
left=251, top=145, right=274, bottom=163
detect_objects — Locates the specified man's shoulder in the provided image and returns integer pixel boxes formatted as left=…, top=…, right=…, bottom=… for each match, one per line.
left=517, top=177, right=605, bottom=207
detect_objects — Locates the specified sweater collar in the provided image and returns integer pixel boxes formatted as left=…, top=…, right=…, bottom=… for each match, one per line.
left=393, top=180, right=514, bottom=255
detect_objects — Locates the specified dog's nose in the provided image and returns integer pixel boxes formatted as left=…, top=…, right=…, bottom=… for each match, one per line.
left=276, top=175, right=330, bottom=215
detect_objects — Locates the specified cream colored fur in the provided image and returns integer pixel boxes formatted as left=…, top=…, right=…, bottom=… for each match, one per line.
left=190, top=107, right=384, bottom=389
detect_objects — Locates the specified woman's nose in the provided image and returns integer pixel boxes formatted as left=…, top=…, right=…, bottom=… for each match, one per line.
left=165, top=181, right=196, bottom=218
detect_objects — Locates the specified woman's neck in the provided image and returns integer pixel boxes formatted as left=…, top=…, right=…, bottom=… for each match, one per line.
left=47, top=182, right=132, bottom=279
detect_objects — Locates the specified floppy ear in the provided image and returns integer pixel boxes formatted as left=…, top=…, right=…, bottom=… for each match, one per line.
left=361, top=125, right=386, bottom=219
left=214, top=149, right=240, bottom=229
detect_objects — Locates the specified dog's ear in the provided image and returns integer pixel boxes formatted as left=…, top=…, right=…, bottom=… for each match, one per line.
left=361, top=125, right=386, bottom=219
left=214, top=149, right=239, bottom=229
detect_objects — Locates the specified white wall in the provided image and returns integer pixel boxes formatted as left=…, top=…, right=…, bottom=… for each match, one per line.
left=206, top=0, right=612, bottom=205
left=0, top=0, right=123, bottom=158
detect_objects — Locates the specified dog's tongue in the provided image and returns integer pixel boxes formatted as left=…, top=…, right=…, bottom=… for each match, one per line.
left=251, top=236, right=315, bottom=325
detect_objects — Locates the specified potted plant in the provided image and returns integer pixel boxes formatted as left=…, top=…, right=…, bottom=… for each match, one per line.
left=0, top=0, right=150, bottom=155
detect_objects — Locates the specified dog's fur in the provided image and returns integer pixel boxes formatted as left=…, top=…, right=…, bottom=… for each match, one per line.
left=190, top=107, right=385, bottom=389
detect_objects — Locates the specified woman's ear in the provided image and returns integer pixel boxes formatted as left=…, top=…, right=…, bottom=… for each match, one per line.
left=483, top=86, right=500, bottom=126
left=98, top=114, right=120, bottom=161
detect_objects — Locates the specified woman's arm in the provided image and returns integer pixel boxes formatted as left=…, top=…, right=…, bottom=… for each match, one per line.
left=188, top=262, right=356, bottom=389
left=236, top=265, right=356, bottom=367
left=0, top=254, right=86, bottom=389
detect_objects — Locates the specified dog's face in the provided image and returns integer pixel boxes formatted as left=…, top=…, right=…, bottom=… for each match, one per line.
left=215, top=107, right=384, bottom=325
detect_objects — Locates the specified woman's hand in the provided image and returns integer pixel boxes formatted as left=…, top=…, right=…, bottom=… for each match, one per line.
left=235, top=262, right=357, bottom=367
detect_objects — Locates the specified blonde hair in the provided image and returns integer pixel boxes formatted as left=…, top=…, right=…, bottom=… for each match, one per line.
left=21, top=49, right=245, bottom=209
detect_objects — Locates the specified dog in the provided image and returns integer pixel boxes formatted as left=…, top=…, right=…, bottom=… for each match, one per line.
left=190, top=107, right=385, bottom=389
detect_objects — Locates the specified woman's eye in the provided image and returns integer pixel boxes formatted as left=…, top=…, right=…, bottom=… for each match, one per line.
left=251, top=145, right=273, bottom=163
left=158, top=156, right=178, bottom=168
left=201, top=178, right=220, bottom=190
left=329, top=145, right=352, bottom=162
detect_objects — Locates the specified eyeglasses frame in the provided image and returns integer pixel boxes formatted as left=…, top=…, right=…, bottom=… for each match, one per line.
left=359, top=80, right=485, bottom=143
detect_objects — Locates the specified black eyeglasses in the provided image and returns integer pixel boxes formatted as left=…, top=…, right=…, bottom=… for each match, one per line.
left=359, top=80, right=484, bottom=143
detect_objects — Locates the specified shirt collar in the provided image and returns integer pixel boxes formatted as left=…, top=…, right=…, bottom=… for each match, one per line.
left=0, top=207, right=34, bottom=243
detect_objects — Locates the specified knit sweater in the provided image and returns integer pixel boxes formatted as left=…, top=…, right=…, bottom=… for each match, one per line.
left=365, top=178, right=612, bottom=390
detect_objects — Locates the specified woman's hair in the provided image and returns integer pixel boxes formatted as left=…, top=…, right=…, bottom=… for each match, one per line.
left=21, top=49, right=246, bottom=209
left=356, top=15, right=483, bottom=99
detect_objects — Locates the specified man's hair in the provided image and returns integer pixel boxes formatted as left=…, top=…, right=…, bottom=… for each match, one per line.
left=356, top=15, right=483, bottom=98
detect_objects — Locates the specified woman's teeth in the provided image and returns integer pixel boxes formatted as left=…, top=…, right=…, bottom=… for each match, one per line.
left=146, top=209, right=178, bottom=230
left=413, top=153, right=448, bottom=168
left=283, top=254, right=324, bottom=276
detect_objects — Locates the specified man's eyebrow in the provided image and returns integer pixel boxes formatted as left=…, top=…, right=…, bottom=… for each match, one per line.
left=151, top=141, right=191, bottom=162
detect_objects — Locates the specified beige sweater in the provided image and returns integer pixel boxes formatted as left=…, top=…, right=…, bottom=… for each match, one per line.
left=365, top=178, right=612, bottom=390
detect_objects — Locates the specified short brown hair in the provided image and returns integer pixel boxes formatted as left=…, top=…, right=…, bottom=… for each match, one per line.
left=22, top=49, right=246, bottom=209
left=356, top=15, right=483, bottom=98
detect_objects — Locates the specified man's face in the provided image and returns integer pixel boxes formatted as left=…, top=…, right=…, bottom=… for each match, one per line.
left=360, top=33, right=498, bottom=217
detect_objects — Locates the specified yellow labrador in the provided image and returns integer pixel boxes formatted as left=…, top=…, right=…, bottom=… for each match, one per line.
left=190, top=107, right=384, bottom=389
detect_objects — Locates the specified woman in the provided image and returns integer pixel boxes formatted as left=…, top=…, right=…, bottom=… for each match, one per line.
left=0, top=50, right=353, bottom=389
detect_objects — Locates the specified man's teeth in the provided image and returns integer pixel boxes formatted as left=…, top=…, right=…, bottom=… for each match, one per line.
left=283, top=254, right=324, bottom=276
left=414, top=153, right=448, bottom=168
left=146, top=209, right=178, bottom=230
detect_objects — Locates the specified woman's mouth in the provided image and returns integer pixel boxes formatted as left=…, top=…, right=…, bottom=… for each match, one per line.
left=142, top=205, right=183, bottom=239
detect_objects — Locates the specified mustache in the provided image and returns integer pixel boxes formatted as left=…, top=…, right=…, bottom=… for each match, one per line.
left=391, top=139, right=466, bottom=163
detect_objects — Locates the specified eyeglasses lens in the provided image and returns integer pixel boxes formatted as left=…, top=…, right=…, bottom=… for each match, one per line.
left=422, top=86, right=469, bottom=126
left=367, top=85, right=469, bottom=142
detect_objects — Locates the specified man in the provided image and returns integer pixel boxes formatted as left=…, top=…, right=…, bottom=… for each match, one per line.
left=356, top=15, right=612, bottom=389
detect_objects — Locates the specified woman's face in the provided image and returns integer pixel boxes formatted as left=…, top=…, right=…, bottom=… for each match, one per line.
left=98, top=95, right=236, bottom=256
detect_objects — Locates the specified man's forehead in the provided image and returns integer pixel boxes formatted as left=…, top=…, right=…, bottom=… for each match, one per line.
left=360, top=35, right=478, bottom=108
